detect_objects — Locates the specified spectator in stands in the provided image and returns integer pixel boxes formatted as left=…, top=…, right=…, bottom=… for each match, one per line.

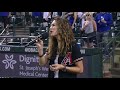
left=11, top=12, right=16, bottom=16
left=77, top=12, right=86, bottom=29
left=9, top=12, right=16, bottom=24
left=43, top=12, right=51, bottom=22
left=95, top=12, right=113, bottom=55
left=43, top=12, right=51, bottom=27
left=62, top=12, right=77, bottom=29
left=92, top=12, right=97, bottom=19
left=25, top=12, right=31, bottom=26
left=36, top=17, right=83, bottom=78
left=0, top=12, right=10, bottom=28
left=95, top=12, right=113, bottom=43
left=31, top=12, right=43, bottom=26
left=51, top=12, right=63, bottom=20
left=81, top=12, right=97, bottom=48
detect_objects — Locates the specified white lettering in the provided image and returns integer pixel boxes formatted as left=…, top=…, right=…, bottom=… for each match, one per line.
left=25, top=48, right=38, bottom=52
left=42, top=67, right=48, bottom=71
left=19, top=71, right=48, bottom=77
left=80, top=49, right=85, bottom=54
left=25, top=66, right=39, bottom=71
left=0, top=47, right=10, bottom=51
left=19, top=55, right=39, bottom=64
left=19, top=71, right=34, bottom=77
left=35, top=72, right=48, bottom=77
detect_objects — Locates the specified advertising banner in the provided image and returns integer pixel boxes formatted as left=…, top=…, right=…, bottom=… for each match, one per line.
left=0, top=53, right=49, bottom=78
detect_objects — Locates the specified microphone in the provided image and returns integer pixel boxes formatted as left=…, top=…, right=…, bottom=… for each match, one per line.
left=25, top=32, right=49, bottom=47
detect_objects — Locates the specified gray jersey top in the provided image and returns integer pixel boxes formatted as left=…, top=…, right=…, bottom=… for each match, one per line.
left=84, top=21, right=94, bottom=34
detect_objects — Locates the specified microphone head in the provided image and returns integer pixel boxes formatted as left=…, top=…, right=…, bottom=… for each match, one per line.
left=40, top=32, right=49, bottom=40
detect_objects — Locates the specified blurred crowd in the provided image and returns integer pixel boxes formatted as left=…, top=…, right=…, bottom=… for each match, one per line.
left=0, top=12, right=117, bottom=49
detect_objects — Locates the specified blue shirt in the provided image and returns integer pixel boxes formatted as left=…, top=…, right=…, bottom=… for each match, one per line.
left=68, top=16, right=74, bottom=26
left=0, top=12, right=9, bottom=16
left=95, top=12, right=113, bottom=32
left=66, top=12, right=74, bottom=26
left=32, top=12, right=43, bottom=17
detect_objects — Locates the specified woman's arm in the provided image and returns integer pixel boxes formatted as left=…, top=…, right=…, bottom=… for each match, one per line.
left=81, top=21, right=89, bottom=31
left=72, top=12, right=78, bottom=29
left=50, top=58, right=83, bottom=74
left=39, top=52, right=49, bottom=66
left=63, top=12, right=73, bottom=18
left=36, top=40, right=49, bottom=66
left=92, top=20, right=97, bottom=32
left=64, top=59, right=83, bottom=74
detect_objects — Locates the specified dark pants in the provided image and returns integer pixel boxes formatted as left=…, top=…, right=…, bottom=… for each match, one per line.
left=98, top=31, right=112, bottom=55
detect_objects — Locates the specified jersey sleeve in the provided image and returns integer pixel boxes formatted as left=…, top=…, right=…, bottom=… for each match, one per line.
left=71, top=43, right=83, bottom=63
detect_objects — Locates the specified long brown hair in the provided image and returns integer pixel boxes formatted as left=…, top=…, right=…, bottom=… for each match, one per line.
left=47, top=17, right=75, bottom=59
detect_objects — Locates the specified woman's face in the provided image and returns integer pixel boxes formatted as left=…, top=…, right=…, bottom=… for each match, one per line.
left=50, top=20, right=58, bottom=37
left=85, top=14, right=91, bottom=20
